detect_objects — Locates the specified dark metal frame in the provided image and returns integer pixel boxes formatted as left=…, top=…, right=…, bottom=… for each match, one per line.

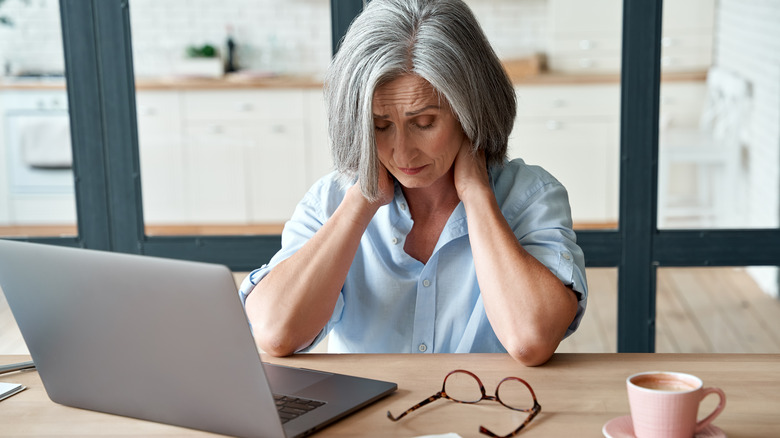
left=8, top=0, right=779, bottom=351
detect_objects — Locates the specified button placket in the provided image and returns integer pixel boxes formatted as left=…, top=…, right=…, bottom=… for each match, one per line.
left=411, top=262, right=437, bottom=353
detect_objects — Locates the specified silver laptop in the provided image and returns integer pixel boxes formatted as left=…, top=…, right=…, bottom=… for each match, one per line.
left=0, top=240, right=396, bottom=438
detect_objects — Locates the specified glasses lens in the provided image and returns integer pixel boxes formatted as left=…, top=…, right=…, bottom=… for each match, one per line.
left=496, top=378, right=535, bottom=410
left=443, top=371, right=483, bottom=403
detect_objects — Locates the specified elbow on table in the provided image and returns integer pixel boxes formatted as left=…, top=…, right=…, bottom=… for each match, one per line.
left=256, top=333, right=298, bottom=357
left=252, top=323, right=302, bottom=357
left=505, top=337, right=558, bottom=367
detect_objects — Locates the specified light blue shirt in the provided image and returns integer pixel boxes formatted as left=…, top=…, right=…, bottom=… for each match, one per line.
left=239, top=158, right=587, bottom=354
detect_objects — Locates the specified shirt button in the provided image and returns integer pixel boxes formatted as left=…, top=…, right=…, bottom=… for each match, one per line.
left=422, top=279, right=431, bottom=287
left=400, top=203, right=407, bottom=211
left=392, top=237, right=399, bottom=245
left=562, top=252, right=571, bottom=260
left=418, top=343, right=427, bottom=352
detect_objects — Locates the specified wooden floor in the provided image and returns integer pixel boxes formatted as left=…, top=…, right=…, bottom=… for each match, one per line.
left=1, top=268, right=779, bottom=355
left=556, top=267, right=780, bottom=353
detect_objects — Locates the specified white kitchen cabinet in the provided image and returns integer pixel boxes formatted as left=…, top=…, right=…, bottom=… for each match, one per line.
left=304, top=89, right=334, bottom=188
left=245, top=121, right=307, bottom=223
left=510, top=84, right=621, bottom=224
left=136, top=91, right=186, bottom=224
left=659, top=81, right=707, bottom=129
left=548, top=0, right=714, bottom=74
left=181, top=89, right=309, bottom=224
left=182, top=123, right=250, bottom=223
left=547, top=0, right=623, bottom=74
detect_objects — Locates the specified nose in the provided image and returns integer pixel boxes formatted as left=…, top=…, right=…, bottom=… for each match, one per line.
left=391, top=131, right=418, bottom=165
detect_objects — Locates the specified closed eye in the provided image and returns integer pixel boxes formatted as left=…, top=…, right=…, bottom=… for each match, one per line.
left=374, top=118, right=392, bottom=132
left=412, top=115, right=435, bottom=130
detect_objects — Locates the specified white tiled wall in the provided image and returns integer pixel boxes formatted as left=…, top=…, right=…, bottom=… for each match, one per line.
left=0, top=0, right=64, bottom=75
left=0, top=0, right=549, bottom=78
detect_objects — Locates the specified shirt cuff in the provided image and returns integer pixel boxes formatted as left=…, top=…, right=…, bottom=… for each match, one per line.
left=238, top=265, right=271, bottom=306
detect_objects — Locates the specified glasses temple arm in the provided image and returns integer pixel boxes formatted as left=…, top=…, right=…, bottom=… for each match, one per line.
left=386, top=392, right=444, bottom=422
left=478, top=401, right=542, bottom=437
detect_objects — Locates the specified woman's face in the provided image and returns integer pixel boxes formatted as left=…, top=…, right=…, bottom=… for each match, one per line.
left=372, top=74, right=465, bottom=190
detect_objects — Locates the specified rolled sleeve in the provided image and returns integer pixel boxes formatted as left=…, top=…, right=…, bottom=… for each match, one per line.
left=495, top=160, right=589, bottom=338
left=238, top=266, right=270, bottom=306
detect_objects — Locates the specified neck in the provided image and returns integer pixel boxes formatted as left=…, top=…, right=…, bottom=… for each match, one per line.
left=401, top=169, right=460, bottom=217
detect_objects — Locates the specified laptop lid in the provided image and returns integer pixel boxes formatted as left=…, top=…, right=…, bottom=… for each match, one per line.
left=0, top=240, right=396, bottom=438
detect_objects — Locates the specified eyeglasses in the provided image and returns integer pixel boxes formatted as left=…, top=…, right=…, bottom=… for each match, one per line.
left=386, top=369, right=541, bottom=437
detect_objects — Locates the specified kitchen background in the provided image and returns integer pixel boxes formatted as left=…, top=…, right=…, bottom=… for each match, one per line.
left=0, top=0, right=778, bottom=299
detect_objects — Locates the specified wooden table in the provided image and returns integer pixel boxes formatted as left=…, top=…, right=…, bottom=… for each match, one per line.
left=1, top=353, right=778, bottom=437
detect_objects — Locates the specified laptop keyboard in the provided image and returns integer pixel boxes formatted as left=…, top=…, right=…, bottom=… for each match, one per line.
left=274, top=394, right=326, bottom=423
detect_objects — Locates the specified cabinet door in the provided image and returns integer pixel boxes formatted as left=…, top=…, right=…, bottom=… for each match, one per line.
left=246, top=120, right=307, bottom=223
left=659, top=81, right=707, bottom=129
left=183, top=123, right=249, bottom=224
left=136, top=91, right=186, bottom=223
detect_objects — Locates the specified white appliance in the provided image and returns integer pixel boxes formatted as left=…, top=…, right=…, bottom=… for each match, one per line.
left=4, top=90, right=73, bottom=194
left=1, top=89, right=76, bottom=224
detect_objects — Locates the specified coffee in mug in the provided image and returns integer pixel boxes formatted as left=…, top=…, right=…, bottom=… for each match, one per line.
left=626, top=371, right=726, bottom=438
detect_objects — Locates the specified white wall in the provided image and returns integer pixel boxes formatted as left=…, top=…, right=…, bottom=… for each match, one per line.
left=0, top=0, right=549, bottom=78
left=715, top=0, right=780, bottom=297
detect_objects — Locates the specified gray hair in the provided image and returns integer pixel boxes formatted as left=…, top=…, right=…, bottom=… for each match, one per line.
left=324, top=0, right=516, bottom=201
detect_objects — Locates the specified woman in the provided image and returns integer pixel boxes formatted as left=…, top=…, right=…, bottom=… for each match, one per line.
left=240, top=0, right=587, bottom=366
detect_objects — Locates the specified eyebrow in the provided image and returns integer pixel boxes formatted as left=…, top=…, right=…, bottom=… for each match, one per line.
left=373, top=104, right=441, bottom=119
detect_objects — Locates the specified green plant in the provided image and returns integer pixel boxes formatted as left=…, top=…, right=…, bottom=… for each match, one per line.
left=186, top=44, right=218, bottom=58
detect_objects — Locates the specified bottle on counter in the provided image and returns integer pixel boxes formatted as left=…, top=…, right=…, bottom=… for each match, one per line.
left=225, top=25, right=237, bottom=73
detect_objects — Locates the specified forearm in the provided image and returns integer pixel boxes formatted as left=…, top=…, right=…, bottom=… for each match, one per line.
left=462, top=187, right=578, bottom=366
left=246, top=187, right=379, bottom=356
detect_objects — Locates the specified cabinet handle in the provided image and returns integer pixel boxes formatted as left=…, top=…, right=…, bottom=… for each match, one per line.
left=579, top=58, right=594, bottom=69
left=237, top=102, right=254, bottom=112
left=552, top=99, right=566, bottom=108
left=546, top=120, right=562, bottom=131
left=209, top=125, right=225, bottom=134
left=661, top=37, right=674, bottom=47
left=579, top=39, right=593, bottom=50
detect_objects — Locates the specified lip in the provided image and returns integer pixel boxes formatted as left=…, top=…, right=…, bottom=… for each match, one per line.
left=398, top=165, right=427, bottom=175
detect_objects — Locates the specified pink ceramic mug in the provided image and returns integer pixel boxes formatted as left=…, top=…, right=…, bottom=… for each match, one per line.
left=626, top=371, right=726, bottom=438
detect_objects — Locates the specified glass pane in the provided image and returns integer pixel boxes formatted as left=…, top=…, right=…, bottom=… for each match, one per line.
left=129, top=0, right=332, bottom=236
left=656, top=267, right=780, bottom=353
left=658, top=0, right=780, bottom=231
left=557, top=268, right=617, bottom=353
left=0, top=0, right=77, bottom=238
left=468, top=0, right=622, bottom=230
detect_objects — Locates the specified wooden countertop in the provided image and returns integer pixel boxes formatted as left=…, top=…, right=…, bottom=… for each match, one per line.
left=0, top=70, right=706, bottom=91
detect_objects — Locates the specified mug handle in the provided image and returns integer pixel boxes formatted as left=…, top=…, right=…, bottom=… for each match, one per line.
left=695, top=387, right=726, bottom=432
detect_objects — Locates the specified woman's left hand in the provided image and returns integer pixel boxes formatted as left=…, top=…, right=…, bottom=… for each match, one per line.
left=453, top=137, right=490, bottom=202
